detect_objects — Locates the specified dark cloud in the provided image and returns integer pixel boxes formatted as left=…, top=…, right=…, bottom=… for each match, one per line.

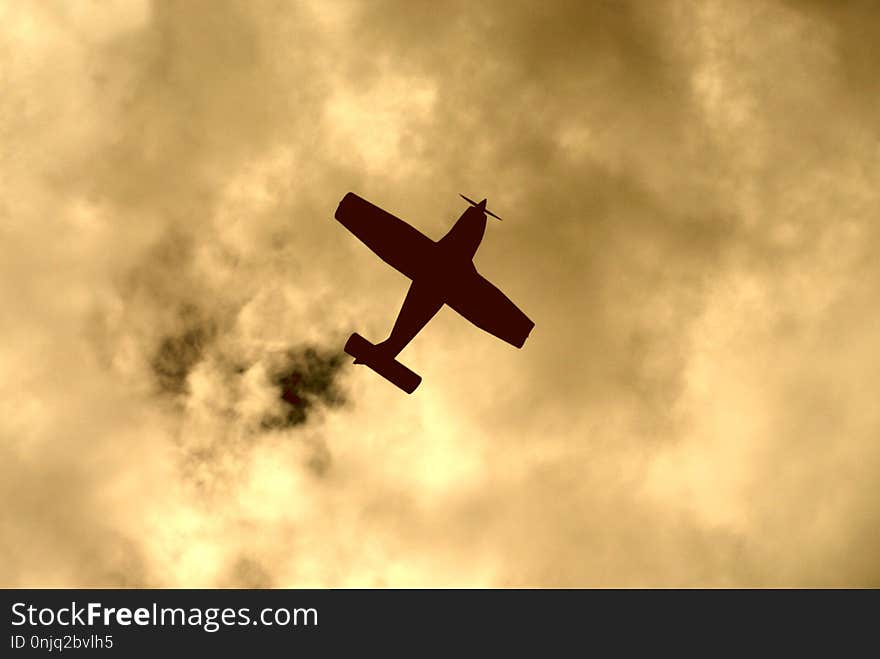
left=152, top=315, right=216, bottom=396
left=262, top=347, right=347, bottom=430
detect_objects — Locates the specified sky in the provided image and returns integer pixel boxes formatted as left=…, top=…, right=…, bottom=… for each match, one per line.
left=1, top=0, right=878, bottom=586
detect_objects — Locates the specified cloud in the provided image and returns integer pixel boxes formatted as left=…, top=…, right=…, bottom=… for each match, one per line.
left=1, top=0, right=878, bottom=586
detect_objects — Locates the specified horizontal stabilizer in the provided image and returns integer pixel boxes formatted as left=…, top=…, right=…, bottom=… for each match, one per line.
left=344, top=332, right=422, bottom=394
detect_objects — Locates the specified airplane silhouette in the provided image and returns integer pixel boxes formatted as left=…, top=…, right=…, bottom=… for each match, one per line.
left=334, top=192, right=534, bottom=393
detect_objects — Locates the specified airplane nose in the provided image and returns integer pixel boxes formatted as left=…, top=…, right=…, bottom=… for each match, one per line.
left=460, top=194, right=502, bottom=219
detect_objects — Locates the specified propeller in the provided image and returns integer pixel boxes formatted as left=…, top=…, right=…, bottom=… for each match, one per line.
left=459, top=193, right=503, bottom=221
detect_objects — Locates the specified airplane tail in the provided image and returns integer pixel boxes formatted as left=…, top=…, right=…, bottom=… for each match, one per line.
left=344, top=332, right=422, bottom=394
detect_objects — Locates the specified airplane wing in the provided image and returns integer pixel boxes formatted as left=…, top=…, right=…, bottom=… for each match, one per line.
left=445, top=268, right=534, bottom=349
left=334, top=192, right=434, bottom=280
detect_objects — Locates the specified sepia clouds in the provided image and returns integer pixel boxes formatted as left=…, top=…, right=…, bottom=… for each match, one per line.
left=1, top=0, right=878, bottom=586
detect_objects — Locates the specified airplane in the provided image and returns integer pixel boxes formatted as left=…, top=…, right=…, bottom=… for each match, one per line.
left=334, top=192, right=534, bottom=393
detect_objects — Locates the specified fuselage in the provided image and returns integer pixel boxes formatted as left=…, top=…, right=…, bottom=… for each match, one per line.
left=437, top=206, right=487, bottom=263
left=352, top=196, right=501, bottom=359
left=378, top=205, right=487, bottom=357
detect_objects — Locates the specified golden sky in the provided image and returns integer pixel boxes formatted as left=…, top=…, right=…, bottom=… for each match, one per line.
left=2, top=0, right=878, bottom=587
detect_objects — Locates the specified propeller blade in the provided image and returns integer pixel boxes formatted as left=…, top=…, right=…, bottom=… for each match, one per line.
left=460, top=193, right=502, bottom=220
